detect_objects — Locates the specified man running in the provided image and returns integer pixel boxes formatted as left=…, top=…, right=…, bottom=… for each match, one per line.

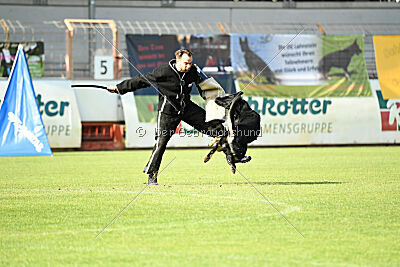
left=108, top=49, right=225, bottom=185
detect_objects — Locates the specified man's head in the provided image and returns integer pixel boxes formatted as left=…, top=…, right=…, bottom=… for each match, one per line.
left=175, top=49, right=192, bottom=72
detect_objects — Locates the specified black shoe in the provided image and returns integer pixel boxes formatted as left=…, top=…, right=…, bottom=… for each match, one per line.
left=148, top=171, right=158, bottom=185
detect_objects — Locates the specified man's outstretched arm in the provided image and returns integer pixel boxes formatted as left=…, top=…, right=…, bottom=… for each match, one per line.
left=108, top=67, right=161, bottom=95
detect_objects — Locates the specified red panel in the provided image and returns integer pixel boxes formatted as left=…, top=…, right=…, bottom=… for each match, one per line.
left=81, top=123, right=124, bottom=150
left=380, top=111, right=397, bottom=131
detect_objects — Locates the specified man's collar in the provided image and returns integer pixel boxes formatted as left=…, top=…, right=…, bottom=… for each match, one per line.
left=169, top=59, right=178, bottom=71
left=169, top=59, right=185, bottom=74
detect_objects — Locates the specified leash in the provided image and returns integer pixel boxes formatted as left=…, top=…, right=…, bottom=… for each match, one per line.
left=71, top=84, right=108, bottom=90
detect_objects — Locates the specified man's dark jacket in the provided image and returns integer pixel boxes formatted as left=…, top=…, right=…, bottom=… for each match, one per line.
left=117, top=59, right=205, bottom=115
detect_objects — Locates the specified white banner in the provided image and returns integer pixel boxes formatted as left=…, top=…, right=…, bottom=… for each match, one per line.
left=2, top=78, right=395, bottom=149
left=121, top=92, right=212, bottom=148
left=248, top=96, right=376, bottom=145
left=250, top=79, right=400, bottom=145
left=122, top=80, right=400, bottom=148
left=0, top=80, right=82, bottom=148
left=72, top=80, right=124, bottom=122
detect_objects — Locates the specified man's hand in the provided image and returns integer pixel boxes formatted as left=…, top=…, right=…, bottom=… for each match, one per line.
left=107, top=85, right=118, bottom=94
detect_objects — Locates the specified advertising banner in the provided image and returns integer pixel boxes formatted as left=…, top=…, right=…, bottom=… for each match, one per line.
left=231, top=34, right=371, bottom=98
left=126, top=34, right=179, bottom=95
left=373, top=35, right=400, bottom=99
left=0, top=42, right=44, bottom=78
left=0, top=80, right=82, bottom=148
left=249, top=80, right=399, bottom=145
left=246, top=96, right=378, bottom=146
left=125, top=34, right=234, bottom=95
left=371, top=79, right=400, bottom=140
left=121, top=92, right=211, bottom=148
left=122, top=80, right=400, bottom=148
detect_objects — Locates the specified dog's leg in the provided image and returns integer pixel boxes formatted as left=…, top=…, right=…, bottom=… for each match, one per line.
left=226, top=154, right=236, bottom=174
left=204, top=137, right=221, bottom=163
left=344, top=69, right=351, bottom=80
left=322, top=70, right=329, bottom=80
left=204, top=146, right=218, bottom=163
left=223, top=144, right=236, bottom=174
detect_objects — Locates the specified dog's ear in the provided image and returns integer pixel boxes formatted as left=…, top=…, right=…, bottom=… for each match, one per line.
left=215, top=92, right=243, bottom=109
left=215, top=94, right=237, bottom=109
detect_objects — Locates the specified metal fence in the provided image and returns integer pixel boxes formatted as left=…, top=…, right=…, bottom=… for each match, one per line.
left=1, top=19, right=399, bottom=79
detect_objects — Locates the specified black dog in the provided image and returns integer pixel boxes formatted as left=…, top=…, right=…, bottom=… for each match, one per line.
left=318, top=39, right=362, bottom=80
left=204, top=92, right=261, bottom=173
left=239, top=37, right=280, bottom=85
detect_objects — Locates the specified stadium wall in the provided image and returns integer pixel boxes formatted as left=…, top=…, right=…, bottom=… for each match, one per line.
left=1, top=2, right=399, bottom=24
left=0, top=2, right=399, bottom=78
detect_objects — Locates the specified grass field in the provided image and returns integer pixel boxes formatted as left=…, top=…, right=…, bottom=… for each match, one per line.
left=1, top=146, right=399, bottom=266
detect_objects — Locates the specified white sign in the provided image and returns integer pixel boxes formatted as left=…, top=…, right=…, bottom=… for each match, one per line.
left=0, top=80, right=82, bottom=148
left=121, top=93, right=212, bottom=148
left=94, top=56, right=113, bottom=80
left=121, top=80, right=400, bottom=148
left=73, top=80, right=124, bottom=122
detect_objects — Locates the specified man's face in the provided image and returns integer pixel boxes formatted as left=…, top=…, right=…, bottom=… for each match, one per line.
left=176, top=54, right=192, bottom=72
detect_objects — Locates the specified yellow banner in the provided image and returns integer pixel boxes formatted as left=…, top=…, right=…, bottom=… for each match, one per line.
left=373, top=35, right=400, bottom=99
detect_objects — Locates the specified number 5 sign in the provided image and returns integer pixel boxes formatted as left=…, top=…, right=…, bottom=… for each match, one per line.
left=94, top=56, right=113, bottom=80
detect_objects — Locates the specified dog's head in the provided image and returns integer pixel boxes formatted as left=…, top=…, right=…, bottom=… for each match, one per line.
left=239, top=37, right=250, bottom=55
left=351, top=40, right=362, bottom=56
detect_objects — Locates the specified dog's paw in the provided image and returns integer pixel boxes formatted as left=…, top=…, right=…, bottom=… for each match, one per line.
left=231, top=166, right=236, bottom=174
left=235, top=156, right=252, bottom=164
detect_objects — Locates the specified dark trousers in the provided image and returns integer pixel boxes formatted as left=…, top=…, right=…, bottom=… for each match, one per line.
left=144, top=100, right=224, bottom=174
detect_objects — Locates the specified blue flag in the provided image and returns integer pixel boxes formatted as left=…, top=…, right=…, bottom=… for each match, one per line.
left=0, top=46, right=52, bottom=156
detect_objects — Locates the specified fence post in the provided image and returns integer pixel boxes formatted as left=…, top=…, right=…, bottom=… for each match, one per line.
left=317, top=23, right=326, bottom=36
left=112, top=27, right=120, bottom=80
left=65, top=29, right=74, bottom=79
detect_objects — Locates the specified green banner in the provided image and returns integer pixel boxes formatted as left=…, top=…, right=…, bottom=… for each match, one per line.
left=232, top=34, right=371, bottom=98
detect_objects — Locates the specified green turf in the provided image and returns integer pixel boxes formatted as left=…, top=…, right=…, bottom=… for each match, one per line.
left=1, top=147, right=399, bottom=266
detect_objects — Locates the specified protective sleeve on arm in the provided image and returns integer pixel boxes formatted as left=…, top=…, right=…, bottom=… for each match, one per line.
left=194, top=65, right=208, bottom=100
left=116, top=67, right=160, bottom=95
